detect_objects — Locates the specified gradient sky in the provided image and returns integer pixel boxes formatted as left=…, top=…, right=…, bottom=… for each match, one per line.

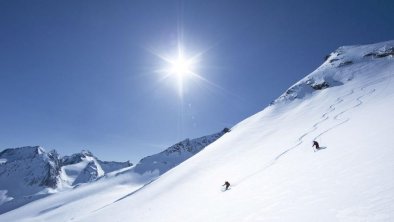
left=1, top=0, right=393, bottom=163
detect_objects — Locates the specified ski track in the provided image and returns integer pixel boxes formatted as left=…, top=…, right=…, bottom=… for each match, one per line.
left=89, top=179, right=157, bottom=214
left=235, top=78, right=385, bottom=186
left=273, top=88, right=355, bottom=162
left=311, top=73, right=392, bottom=141
left=233, top=89, right=355, bottom=185
left=276, top=76, right=388, bottom=160
left=314, top=88, right=376, bottom=140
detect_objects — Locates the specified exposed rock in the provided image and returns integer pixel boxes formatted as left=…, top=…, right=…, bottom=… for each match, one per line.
left=338, top=60, right=353, bottom=67
left=310, top=82, right=330, bottom=90
left=61, top=150, right=93, bottom=165
left=364, top=47, right=394, bottom=58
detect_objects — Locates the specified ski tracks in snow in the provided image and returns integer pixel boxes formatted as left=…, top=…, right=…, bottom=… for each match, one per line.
left=273, top=89, right=355, bottom=162
left=276, top=80, right=381, bottom=164
left=312, top=74, right=392, bottom=142
left=89, top=179, right=157, bottom=214
left=313, top=87, right=376, bottom=140
left=236, top=82, right=381, bottom=186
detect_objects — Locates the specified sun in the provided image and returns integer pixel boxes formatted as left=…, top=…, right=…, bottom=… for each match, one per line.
left=167, top=53, right=194, bottom=98
left=170, top=55, right=193, bottom=78
left=157, top=45, right=199, bottom=97
left=151, top=42, right=208, bottom=98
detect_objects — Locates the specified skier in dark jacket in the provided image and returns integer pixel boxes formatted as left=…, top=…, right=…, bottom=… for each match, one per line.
left=312, top=141, right=320, bottom=150
left=223, top=181, right=230, bottom=190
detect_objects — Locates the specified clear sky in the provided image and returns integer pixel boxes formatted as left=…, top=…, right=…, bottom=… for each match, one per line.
left=1, top=0, right=393, bottom=163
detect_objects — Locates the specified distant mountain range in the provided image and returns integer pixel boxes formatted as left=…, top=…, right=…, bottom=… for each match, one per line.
left=133, top=128, right=230, bottom=175
left=0, top=128, right=229, bottom=214
left=0, top=146, right=131, bottom=214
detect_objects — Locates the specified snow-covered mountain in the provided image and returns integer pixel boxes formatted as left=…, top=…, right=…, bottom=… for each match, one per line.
left=1, top=40, right=394, bottom=221
left=59, top=150, right=131, bottom=187
left=133, top=128, right=229, bottom=175
left=0, top=146, right=131, bottom=214
left=274, top=43, right=394, bottom=104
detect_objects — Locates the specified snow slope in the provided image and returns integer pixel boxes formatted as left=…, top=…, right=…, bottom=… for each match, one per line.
left=1, top=40, right=394, bottom=221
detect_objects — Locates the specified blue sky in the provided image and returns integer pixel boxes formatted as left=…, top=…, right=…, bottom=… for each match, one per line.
left=1, top=0, right=393, bottom=162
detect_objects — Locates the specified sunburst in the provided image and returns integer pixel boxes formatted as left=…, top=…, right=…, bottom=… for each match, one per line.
left=154, top=43, right=200, bottom=98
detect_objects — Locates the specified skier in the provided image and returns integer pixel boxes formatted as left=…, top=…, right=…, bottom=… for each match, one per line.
left=312, top=140, right=320, bottom=150
left=222, top=181, right=230, bottom=190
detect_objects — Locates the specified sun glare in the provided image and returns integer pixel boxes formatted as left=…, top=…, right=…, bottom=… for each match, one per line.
left=170, top=56, right=193, bottom=77
left=158, top=46, right=200, bottom=97
left=152, top=42, right=208, bottom=98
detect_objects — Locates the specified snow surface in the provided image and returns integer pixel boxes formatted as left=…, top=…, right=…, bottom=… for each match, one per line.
left=1, top=40, right=394, bottom=221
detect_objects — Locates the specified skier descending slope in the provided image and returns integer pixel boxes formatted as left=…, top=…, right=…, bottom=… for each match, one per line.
left=222, top=181, right=231, bottom=191
left=312, top=140, right=320, bottom=150
left=313, top=140, right=327, bottom=151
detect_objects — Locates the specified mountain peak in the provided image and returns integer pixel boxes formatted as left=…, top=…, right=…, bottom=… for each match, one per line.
left=80, top=150, right=93, bottom=157
left=61, top=150, right=95, bottom=165
left=0, top=146, right=132, bottom=214
left=0, top=146, right=46, bottom=163
left=272, top=40, right=394, bottom=105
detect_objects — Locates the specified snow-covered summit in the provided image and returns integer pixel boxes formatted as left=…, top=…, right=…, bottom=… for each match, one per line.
left=274, top=40, right=394, bottom=104
left=61, top=150, right=94, bottom=165
left=0, top=146, right=48, bottom=163
left=0, top=146, right=131, bottom=214
left=0, top=146, right=60, bottom=189
left=59, top=149, right=132, bottom=187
